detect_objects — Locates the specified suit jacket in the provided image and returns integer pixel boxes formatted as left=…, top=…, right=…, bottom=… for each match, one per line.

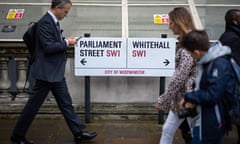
left=32, top=13, right=68, bottom=82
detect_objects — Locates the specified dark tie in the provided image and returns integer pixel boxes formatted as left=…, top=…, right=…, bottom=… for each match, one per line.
left=56, top=22, right=64, bottom=41
left=56, top=22, right=60, bottom=33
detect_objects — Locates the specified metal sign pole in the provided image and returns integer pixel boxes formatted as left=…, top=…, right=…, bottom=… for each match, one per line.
left=158, top=34, right=167, bottom=124
left=84, top=33, right=91, bottom=123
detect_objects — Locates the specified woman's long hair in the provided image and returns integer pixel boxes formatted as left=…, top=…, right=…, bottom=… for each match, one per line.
left=169, top=7, right=196, bottom=35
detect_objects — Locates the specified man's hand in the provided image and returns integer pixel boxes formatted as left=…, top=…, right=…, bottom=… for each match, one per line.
left=66, top=37, right=77, bottom=46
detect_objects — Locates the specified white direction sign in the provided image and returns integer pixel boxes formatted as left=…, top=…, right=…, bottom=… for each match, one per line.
left=74, top=37, right=176, bottom=77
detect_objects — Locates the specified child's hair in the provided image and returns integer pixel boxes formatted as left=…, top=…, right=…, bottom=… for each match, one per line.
left=181, top=30, right=210, bottom=52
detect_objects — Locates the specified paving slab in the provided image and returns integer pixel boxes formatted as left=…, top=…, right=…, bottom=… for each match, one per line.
left=0, top=118, right=238, bottom=144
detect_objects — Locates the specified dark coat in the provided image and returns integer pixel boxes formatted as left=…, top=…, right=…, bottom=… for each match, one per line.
left=184, top=42, right=236, bottom=142
left=32, top=13, right=67, bottom=82
left=185, top=56, right=236, bottom=141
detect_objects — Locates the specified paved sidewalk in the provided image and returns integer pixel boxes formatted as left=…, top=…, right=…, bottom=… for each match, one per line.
left=0, top=118, right=238, bottom=144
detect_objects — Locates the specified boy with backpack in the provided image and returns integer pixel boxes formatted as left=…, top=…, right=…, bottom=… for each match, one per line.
left=180, top=30, right=236, bottom=143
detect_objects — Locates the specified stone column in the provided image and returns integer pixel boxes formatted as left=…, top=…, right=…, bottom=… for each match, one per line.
left=0, top=57, right=11, bottom=101
left=15, top=58, right=29, bottom=101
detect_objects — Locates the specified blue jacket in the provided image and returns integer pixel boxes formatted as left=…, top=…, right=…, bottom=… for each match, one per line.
left=184, top=42, right=236, bottom=141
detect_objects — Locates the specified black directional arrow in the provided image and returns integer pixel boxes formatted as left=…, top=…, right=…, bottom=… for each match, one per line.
left=80, top=58, right=87, bottom=65
left=163, top=59, right=170, bottom=66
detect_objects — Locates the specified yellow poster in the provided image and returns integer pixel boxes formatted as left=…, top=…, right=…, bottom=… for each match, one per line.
left=154, top=14, right=169, bottom=25
left=154, top=15, right=162, bottom=24
left=6, top=9, right=24, bottom=19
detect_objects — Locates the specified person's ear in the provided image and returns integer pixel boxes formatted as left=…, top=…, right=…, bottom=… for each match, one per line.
left=192, top=50, right=201, bottom=60
left=233, top=20, right=238, bottom=25
left=192, top=50, right=198, bottom=56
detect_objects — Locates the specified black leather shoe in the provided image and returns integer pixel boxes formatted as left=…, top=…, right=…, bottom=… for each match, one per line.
left=10, top=136, right=34, bottom=144
left=75, top=131, right=97, bottom=143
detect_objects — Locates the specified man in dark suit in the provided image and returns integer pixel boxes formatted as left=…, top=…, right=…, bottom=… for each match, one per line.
left=10, top=0, right=97, bottom=144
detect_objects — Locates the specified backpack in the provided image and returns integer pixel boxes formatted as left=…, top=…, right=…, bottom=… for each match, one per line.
left=208, top=56, right=240, bottom=134
left=23, top=21, right=38, bottom=63
left=228, top=58, right=240, bottom=125
left=22, top=21, right=38, bottom=91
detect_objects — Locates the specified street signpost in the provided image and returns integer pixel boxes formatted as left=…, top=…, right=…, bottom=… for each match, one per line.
left=75, top=37, right=176, bottom=77
left=75, top=37, right=176, bottom=123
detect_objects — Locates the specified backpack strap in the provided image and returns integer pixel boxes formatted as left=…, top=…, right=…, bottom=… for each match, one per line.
left=23, top=21, right=38, bottom=93
left=230, top=58, right=240, bottom=83
left=23, top=60, right=32, bottom=93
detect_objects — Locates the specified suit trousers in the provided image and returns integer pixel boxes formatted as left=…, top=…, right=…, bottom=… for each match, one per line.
left=13, top=78, right=86, bottom=137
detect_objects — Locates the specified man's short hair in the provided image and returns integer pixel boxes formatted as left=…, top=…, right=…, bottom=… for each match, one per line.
left=51, top=0, right=72, bottom=9
left=225, top=9, right=240, bottom=24
left=181, top=30, right=210, bottom=52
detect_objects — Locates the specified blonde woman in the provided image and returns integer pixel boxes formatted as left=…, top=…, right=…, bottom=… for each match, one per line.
left=155, top=7, right=196, bottom=144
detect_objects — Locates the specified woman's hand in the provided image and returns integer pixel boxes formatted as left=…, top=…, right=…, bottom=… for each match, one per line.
left=154, top=97, right=162, bottom=111
left=154, top=102, right=161, bottom=111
